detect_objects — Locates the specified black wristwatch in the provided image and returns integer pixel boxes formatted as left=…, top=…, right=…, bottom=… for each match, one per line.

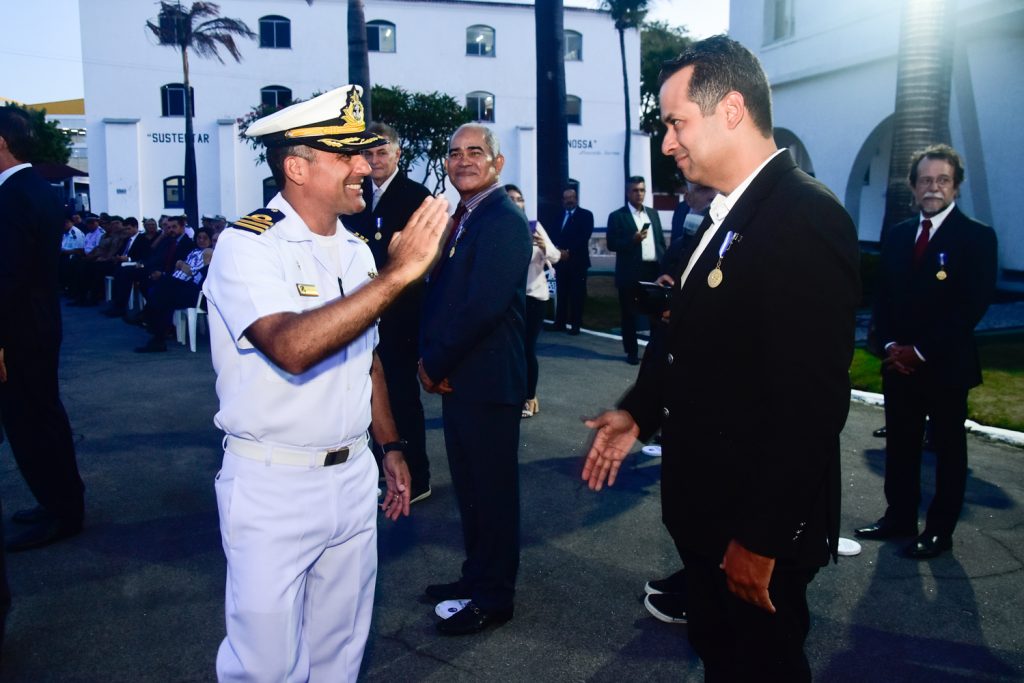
left=382, top=440, right=407, bottom=454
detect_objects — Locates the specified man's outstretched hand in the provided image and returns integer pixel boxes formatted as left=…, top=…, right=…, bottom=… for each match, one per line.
left=581, top=410, right=639, bottom=490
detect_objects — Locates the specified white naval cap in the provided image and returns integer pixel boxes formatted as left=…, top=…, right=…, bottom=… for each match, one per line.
left=243, top=85, right=385, bottom=154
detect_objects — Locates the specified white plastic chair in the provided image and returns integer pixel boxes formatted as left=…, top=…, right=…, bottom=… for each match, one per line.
left=173, top=291, right=208, bottom=353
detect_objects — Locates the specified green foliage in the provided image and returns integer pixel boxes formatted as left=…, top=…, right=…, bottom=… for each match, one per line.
left=641, top=21, right=692, bottom=193
left=1, top=102, right=72, bottom=164
left=370, top=85, right=472, bottom=193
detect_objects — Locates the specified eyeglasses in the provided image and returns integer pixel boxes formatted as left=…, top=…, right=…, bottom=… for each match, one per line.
left=916, top=175, right=954, bottom=188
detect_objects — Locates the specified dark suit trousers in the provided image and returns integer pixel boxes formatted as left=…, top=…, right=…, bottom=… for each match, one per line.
left=883, top=371, right=969, bottom=536
left=617, top=262, right=660, bottom=358
left=554, top=268, right=586, bottom=331
left=110, top=266, right=147, bottom=313
left=441, top=398, right=520, bottom=611
left=0, top=344, right=84, bottom=526
left=681, top=549, right=816, bottom=683
left=376, top=335, right=430, bottom=489
left=524, top=296, right=546, bottom=399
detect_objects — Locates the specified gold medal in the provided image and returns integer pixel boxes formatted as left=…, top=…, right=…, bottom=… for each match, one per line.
left=374, top=231, right=382, bottom=241
left=707, top=268, right=723, bottom=288
left=449, top=246, right=456, bottom=258
left=936, top=270, right=947, bottom=281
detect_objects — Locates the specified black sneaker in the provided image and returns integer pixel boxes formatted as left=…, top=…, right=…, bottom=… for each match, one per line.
left=645, top=592, right=687, bottom=624
left=645, top=568, right=686, bottom=595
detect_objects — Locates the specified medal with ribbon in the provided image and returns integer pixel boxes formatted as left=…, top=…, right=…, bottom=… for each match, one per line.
left=374, top=217, right=383, bottom=241
left=707, top=230, right=740, bottom=289
left=936, top=252, right=947, bottom=281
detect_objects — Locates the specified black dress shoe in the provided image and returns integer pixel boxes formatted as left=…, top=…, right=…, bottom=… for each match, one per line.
left=425, top=581, right=471, bottom=602
left=12, top=505, right=52, bottom=525
left=626, top=355, right=640, bottom=366
left=872, top=426, right=887, bottom=438
left=6, top=519, right=82, bottom=552
left=903, top=534, right=952, bottom=559
left=436, top=601, right=512, bottom=636
left=568, top=328, right=580, bottom=336
left=854, top=518, right=918, bottom=540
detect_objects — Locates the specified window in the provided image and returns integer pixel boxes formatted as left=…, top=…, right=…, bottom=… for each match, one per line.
left=466, top=91, right=495, bottom=122
left=263, top=177, right=279, bottom=205
left=161, top=83, right=194, bottom=117
left=763, top=0, right=794, bottom=44
left=564, top=30, right=583, bottom=61
left=164, top=176, right=186, bottom=208
left=466, top=25, right=495, bottom=57
left=367, top=20, right=396, bottom=52
left=566, top=95, right=581, bottom=125
left=260, top=85, right=292, bottom=110
left=260, top=15, right=291, bottom=48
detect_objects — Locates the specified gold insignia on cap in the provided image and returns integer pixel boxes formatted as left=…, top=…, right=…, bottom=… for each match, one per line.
left=285, top=87, right=368, bottom=139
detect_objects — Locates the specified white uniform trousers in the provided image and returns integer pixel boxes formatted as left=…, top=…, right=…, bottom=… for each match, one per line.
left=215, top=443, right=378, bottom=683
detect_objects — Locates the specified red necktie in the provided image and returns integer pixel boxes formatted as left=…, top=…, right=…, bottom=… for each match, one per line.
left=912, top=219, right=932, bottom=268
left=430, top=203, right=467, bottom=280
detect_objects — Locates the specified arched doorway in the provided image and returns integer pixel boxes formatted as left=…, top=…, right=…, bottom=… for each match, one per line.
left=845, top=115, right=894, bottom=243
left=774, top=128, right=815, bottom=176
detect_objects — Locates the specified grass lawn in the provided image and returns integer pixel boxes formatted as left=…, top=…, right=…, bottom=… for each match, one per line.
left=847, top=333, right=1024, bottom=432
left=581, top=278, right=1024, bottom=432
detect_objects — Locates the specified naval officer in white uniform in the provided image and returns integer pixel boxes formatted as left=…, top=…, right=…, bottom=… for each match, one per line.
left=203, top=85, right=449, bottom=682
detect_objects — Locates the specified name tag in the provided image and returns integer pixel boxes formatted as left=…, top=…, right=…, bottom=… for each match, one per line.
left=296, top=283, right=319, bottom=297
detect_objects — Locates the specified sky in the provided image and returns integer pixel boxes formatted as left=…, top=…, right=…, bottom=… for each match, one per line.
left=0, top=0, right=729, bottom=105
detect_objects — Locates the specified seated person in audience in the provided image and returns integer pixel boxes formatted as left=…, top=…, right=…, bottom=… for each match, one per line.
left=69, top=216, right=128, bottom=305
left=134, top=228, right=214, bottom=353
left=59, top=216, right=86, bottom=291
left=104, top=217, right=160, bottom=317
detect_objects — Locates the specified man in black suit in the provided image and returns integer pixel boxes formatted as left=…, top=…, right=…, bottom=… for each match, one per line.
left=0, top=106, right=85, bottom=552
left=552, top=187, right=593, bottom=335
left=855, top=144, right=997, bottom=559
left=606, top=176, right=666, bottom=364
left=419, top=124, right=531, bottom=636
left=123, top=216, right=193, bottom=324
left=104, top=217, right=159, bottom=317
left=582, top=37, right=860, bottom=680
left=343, top=123, right=434, bottom=502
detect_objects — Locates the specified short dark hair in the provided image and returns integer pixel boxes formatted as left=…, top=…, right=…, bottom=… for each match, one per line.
left=267, top=144, right=317, bottom=187
left=124, top=216, right=139, bottom=227
left=659, top=35, right=773, bottom=137
left=503, top=183, right=522, bottom=195
left=195, top=227, right=214, bottom=243
left=627, top=175, right=645, bottom=187
left=0, top=106, right=35, bottom=161
left=908, top=143, right=965, bottom=187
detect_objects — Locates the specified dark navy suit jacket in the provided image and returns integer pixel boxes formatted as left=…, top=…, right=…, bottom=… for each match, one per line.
left=0, top=166, right=63, bottom=350
left=421, top=187, right=532, bottom=406
left=619, top=152, right=860, bottom=567
left=553, top=207, right=594, bottom=275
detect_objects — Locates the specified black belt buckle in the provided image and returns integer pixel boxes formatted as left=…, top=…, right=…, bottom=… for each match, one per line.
left=324, top=447, right=350, bottom=466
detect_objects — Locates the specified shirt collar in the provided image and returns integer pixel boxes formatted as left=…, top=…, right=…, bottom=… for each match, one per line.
left=461, top=182, right=502, bottom=213
left=712, top=148, right=787, bottom=224
left=372, top=166, right=400, bottom=196
left=920, top=201, right=956, bottom=230
left=0, top=162, right=32, bottom=187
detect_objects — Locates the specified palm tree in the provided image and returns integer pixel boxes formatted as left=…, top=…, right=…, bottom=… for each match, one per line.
left=146, top=2, right=255, bottom=227
left=304, top=0, right=372, bottom=120
left=348, top=0, right=372, bottom=120
left=603, top=0, right=648, bottom=186
left=534, top=0, right=569, bottom=237
left=882, top=0, right=954, bottom=236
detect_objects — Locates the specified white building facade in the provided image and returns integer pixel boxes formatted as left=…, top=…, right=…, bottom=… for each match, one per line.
left=79, top=0, right=647, bottom=228
left=730, top=0, right=1023, bottom=282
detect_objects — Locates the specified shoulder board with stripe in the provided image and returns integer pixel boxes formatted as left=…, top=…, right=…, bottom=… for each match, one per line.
left=231, top=208, right=285, bottom=236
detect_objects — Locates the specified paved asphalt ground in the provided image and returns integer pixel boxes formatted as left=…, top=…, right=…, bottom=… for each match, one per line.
left=1, top=303, right=1022, bottom=682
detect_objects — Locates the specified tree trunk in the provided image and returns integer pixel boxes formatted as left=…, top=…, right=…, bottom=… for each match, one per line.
left=535, top=0, right=569, bottom=238
left=181, top=47, right=199, bottom=228
left=882, top=0, right=954, bottom=237
left=618, top=26, right=631, bottom=185
left=348, top=0, right=372, bottom=120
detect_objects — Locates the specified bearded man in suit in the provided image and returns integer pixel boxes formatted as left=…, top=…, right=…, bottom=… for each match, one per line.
left=343, top=122, right=434, bottom=502
left=855, top=144, right=997, bottom=559
left=582, top=36, right=860, bottom=681
left=0, top=106, right=85, bottom=553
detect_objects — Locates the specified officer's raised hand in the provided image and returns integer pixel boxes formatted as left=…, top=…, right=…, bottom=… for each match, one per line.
left=384, top=195, right=450, bottom=283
